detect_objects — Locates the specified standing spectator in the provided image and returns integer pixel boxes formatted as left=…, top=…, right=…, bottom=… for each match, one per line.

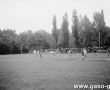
left=33, top=49, right=37, bottom=56
left=107, top=47, right=110, bottom=56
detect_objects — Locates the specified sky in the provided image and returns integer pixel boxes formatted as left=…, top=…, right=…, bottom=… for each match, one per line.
left=0, top=0, right=110, bottom=34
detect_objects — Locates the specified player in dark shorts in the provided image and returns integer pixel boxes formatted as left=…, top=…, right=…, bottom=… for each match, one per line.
left=94, top=48, right=97, bottom=55
left=81, top=48, right=87, bottom=60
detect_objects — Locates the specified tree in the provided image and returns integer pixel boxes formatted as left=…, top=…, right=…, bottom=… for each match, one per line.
left=57, top=28, right=64, bottom=47
left=93, top=10, right=105, bottom=47
left=82, top=15, right=93, bottom=47
left=72, top=10, right=80, bottom=48
left=17, top=32, right=29, bottom=54
left=103, top=26, right=110, bottom=47
left=68, top=33, right=75, bottom=48
left=0, top=29, right=18, bottom=54
left=26, top=31, right=50, bottom=50
left=61, top=13, right=69, bottom=48
left=104, top=33, right=110, bottom=47
left=93, top=10, right=105, bottom=27
left=36, top=30, right=56, bottom=48
left=78, top=14, right=99, bottom=48
left=52, top=15, right=59, bottom=48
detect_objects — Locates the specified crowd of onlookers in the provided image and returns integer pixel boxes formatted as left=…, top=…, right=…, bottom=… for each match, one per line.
left=29, top=47, right=110, bottom=58
left=30, top=47, right=110, bottom=54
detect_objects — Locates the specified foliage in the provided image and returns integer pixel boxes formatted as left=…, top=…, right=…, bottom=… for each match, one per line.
left=52, top=16, right=59, bottom=48
left=0, top=29, right=19, bottom=54
left=0, top=29, right=51, bottom=54
left=61, top=13, right=69, bottom=48
left=72, top=10, right=80, bottom=48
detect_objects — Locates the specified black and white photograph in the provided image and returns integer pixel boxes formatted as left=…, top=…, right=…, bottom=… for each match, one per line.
left=0, top=0, right=110, bottom=90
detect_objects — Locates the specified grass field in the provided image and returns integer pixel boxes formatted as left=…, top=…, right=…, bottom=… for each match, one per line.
left=0, top=53, right=110, bottom=90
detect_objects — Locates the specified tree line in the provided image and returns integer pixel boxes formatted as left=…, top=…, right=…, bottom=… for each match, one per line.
left=0, top=30, right=55, bottom=54
left=52, top=10, right=110, bottom=49
left=0, top=9, right=110, bottom=54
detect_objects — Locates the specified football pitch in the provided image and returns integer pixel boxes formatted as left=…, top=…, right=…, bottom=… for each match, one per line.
left=0, top=53, right=110, bottom=90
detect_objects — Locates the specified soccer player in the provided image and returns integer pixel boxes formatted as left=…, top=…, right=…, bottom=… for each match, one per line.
left=82, top=48, right=87, bottom=59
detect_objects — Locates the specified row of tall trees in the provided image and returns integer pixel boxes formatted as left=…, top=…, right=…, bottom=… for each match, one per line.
left=52, top=9, right=110, bottom=48
left=52, top=13, right=70, bottom=48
